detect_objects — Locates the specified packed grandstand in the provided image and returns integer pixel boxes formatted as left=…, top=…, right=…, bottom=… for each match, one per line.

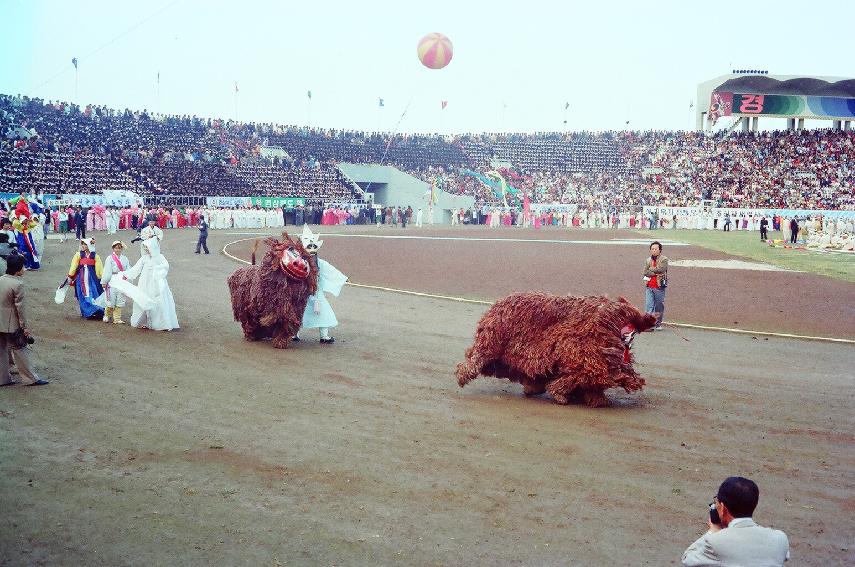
left=1, top=93, right=854, bottom=211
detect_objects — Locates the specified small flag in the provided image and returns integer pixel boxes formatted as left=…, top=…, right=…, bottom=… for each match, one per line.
left=441, top=100, right=448, bottom=110
left=234, top=82, right=239, bottom=93
left=378, top=97, right=384, bottom=107
left=71, top=57, right=78, bottom=69
left=564, top=102, right=570, bottom=110
left=307, top=90, right=312, bottom=100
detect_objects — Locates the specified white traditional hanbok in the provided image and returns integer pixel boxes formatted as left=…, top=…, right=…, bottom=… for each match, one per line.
left=300, top=257, right=347, bottom=335
left=297, top=225, right=347, bottom=342
left=31, top=214, right=46, bottom=259
left=109, top=238, right=179, bottom=331
left=99, top=249, right=130, bottom=308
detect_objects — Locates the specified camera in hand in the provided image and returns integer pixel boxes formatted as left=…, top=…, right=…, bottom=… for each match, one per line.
left=709, top=502, right=721, bottom=525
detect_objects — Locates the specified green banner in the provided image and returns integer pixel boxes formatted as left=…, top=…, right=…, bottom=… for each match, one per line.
left=250, top=197, right=306, bottom=208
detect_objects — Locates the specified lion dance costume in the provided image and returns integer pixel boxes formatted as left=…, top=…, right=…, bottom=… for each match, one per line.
left=456, top=293, right=657, bottom=407
left=228, top=232, right=318, bottom=348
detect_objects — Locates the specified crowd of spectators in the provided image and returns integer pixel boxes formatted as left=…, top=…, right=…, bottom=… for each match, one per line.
left=2, top=94, right=853, bottom=211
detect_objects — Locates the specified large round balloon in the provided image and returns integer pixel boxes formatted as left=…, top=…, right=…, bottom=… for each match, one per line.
left=417, top=33, right=453, bottom=70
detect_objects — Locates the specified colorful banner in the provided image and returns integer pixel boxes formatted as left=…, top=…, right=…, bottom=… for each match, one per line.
left=710, top=91, right=855, bottom=122
left=460, top=169, right=521, bottom=203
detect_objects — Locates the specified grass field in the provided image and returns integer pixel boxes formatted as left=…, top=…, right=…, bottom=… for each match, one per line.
left=640, top=229, right=855, bottom=282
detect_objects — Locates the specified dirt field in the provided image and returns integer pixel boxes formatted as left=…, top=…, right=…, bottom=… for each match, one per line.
left=1, top=226, right=854, bottom=566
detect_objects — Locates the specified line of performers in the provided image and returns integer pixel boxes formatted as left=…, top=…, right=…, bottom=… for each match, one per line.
left=64, top=230, right=179, bottom=331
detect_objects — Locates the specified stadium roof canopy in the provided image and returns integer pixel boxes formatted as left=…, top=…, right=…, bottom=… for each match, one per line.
left=714, top=76, right=855, bottom=97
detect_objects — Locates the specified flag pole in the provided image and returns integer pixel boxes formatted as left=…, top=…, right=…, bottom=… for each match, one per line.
left=563, top=103, right=568, bottom=133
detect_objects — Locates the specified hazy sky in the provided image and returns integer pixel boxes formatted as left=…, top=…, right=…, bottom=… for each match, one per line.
left=2, top=0, right=852, bottom=134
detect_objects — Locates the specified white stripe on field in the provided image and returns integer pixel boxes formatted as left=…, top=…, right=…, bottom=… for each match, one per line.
left=316, top=234, right=691, bottom=246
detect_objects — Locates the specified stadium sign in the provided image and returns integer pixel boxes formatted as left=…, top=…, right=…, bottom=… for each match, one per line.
left=709, top=91, right=855, bottom=123
left=643, top=205, right=855, bottom=220
left=250, top=197, right=306, bottom=208
left=205, top=196, right=307, bottom=208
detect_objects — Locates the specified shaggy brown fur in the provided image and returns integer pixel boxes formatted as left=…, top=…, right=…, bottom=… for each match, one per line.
left=227, top=232, right=318, bottom=348
left=456, top=293, right=657, bottom=407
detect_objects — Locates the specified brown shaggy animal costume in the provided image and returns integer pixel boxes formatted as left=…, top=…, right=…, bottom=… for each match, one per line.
left=456, top=293, right=657, bottom=407
left=227, top=232, right=318, bottom=348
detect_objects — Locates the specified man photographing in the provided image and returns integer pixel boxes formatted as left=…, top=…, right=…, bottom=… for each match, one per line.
left=682, top=476, right=789, bottom=566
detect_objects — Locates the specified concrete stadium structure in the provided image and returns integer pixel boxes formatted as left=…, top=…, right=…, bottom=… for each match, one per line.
left=337, top=163, right=474, bottom=224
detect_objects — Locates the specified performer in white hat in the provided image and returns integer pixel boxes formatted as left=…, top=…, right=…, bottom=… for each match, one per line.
left=294, top=224, right=347, bottom=344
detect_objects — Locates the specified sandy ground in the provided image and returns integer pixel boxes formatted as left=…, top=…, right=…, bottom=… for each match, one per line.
left=271, top=225, right=855, bottom=340
left=1, top=226, right=854, bottom=566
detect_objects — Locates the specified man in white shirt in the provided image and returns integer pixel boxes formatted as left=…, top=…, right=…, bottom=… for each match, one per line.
left=682, top=476, right=789, bottom=566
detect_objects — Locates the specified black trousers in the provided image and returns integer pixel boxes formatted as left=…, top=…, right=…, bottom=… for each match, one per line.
left=790, top=230, right=798, bottom=243
left=760, top=228, right=767, bottom=240
left=76, top=225, right=86, bottom=239
left=196, top=235, right=209, bottom=254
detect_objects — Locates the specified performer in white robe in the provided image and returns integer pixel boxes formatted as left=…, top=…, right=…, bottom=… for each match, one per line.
left=31, top=213, right=46, bottom=260
left=110, top=238, right=179, bottom=331
left=107, top=208, right=119, bottom=234
left=295, top=225, right=347, bottom=344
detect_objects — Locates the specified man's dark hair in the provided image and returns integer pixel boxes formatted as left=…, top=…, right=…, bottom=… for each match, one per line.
left=6, top=254, right=25, bottom=275
left=650, top=241, right=663, bottom=251
left=2, top=219, right=11, bottom=227
left=717, top=476, right=759, bottom=518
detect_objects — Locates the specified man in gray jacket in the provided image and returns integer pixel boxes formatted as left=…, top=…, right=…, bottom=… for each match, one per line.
left=0, top=255, right=48, bottom=386
left=682, top=476, right=789, bottom=566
